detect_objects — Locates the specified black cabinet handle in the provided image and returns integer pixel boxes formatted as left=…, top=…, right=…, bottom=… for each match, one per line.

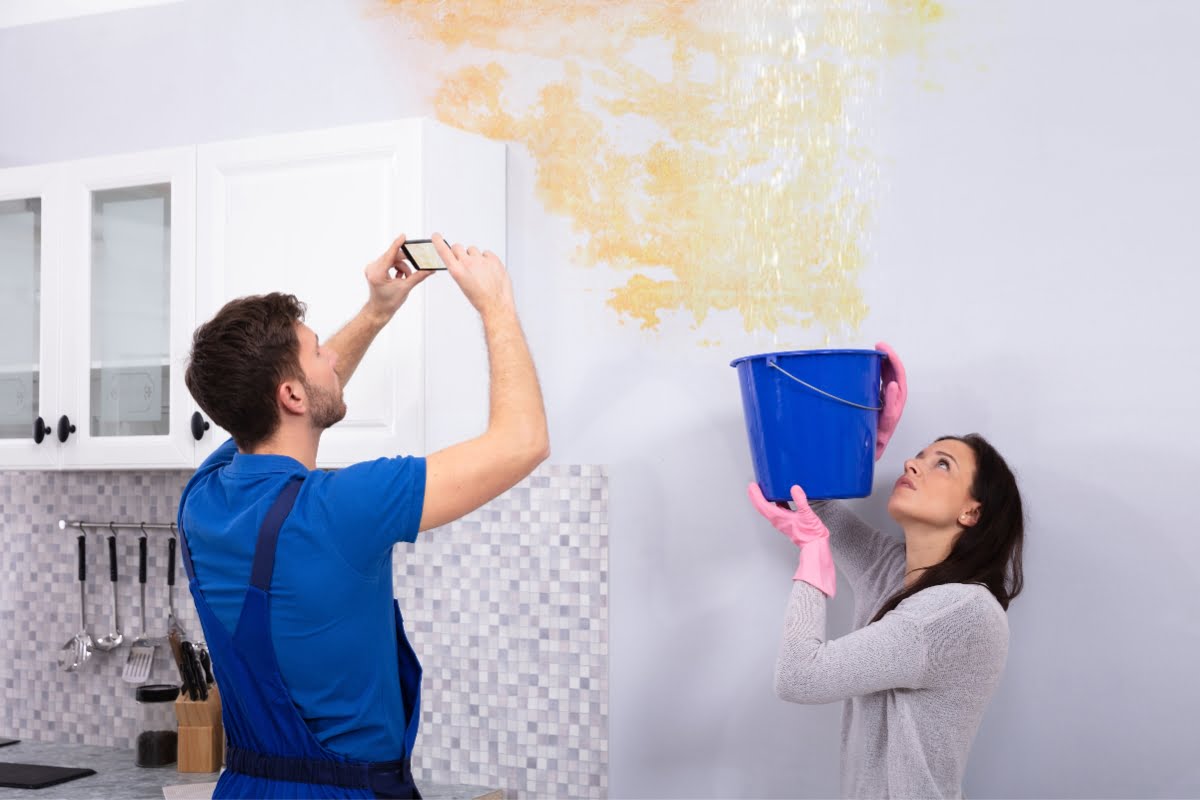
left=190, top=412, right=210, bottom=441
left=33, top=416, right=48, bottom=444
left=168, top=538, right=176, bottom=587
left=56, top=415, right=76, bottom=443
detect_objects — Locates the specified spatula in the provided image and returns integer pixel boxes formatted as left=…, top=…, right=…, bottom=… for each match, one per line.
left=122, top=533, right=154, bottom=684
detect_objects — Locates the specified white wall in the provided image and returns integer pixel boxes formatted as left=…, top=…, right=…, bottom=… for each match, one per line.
left=2, top=1, right=1197, bottom=797
left=865, top=5, right=1200, bottom=797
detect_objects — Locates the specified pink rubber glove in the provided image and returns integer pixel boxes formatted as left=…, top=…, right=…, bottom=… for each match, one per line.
left=875, top=341, right=908, bottom=461
left=748, top=483, right=837, bottom=598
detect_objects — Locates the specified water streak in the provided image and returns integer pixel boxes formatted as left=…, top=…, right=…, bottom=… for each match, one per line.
left=383, top=0, right=943, bottom=339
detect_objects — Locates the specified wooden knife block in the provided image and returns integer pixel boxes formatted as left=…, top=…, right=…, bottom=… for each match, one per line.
left=174, top=685, right=224, bottom=773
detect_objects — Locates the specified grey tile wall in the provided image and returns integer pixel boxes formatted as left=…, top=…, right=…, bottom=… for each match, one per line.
left=397, top=466, right=609, bottom=799
left=0, top=471, right=197, bottom=751
left=0, top=465, right=608, bottom=799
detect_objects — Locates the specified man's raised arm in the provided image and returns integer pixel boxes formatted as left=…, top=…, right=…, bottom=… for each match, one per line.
left=418, top=234, right=549, bottom=532
left=326, top=235, right=432, bottom=388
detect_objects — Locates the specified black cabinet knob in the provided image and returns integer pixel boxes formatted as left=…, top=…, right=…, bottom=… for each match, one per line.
left=33, top=416, right=48, bottom=444
left=56, top=415, right=76, bottom=443
left=190, top=411, right=210, bottom=441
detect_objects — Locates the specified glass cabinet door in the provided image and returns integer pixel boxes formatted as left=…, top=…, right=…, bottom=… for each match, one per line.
left=59, top=148, right=195, bottom=469
left=0, top=197, right=41, bottom=441
left=88, top=184, right=171, bottom=438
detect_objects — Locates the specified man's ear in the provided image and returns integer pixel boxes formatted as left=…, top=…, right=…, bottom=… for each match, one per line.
left=277, top=379, right=305, bottom=416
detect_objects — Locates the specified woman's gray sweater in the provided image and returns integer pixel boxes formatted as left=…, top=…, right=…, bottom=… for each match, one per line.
left=775, top=501, right=1009, bottom=799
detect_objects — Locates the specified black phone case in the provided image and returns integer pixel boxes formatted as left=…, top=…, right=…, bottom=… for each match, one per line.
left=400, top=240, right=448, bottom=271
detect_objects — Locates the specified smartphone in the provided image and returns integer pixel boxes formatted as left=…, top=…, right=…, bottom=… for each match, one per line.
left=400, top=239, right=448, bottom=271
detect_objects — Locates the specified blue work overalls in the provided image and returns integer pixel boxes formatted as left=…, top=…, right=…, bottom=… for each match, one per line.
left=180, top=477, right=423, bottom=798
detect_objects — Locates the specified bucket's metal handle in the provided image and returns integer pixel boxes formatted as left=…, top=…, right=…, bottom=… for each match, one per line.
left=767, top=357, right=883, bottom=412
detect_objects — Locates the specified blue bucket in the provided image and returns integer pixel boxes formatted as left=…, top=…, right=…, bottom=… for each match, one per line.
left=731, top=349, right=886, bottom=502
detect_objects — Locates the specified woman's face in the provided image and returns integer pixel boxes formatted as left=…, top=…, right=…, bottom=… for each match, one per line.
left=886, top=438, right=982, bottom=531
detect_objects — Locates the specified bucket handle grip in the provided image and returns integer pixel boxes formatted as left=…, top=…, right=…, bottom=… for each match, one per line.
left=767, top=357, right=883, bottom=412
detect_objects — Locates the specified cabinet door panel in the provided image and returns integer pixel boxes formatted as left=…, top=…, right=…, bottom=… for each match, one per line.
left=0, top=165, right=62, bottom=468
left=59, top=149, right=195, bottom=469
left=88, top=183, right=172, bottom=438
left=196, top=122, right=426, bottom=467
left=0, top=197, right=43, bottom=439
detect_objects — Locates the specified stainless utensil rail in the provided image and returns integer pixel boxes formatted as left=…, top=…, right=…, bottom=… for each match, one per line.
left=58, top=520, right=177, bottom=533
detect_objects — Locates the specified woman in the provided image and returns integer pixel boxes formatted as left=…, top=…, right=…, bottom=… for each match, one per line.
left=749, top=343, right=1024, bottom=799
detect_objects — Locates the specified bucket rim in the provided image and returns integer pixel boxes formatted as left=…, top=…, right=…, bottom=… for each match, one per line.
left=729, top=348, right=886, bottom=369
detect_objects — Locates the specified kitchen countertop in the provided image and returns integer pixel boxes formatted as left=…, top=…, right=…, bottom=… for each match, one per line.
left=0, top=739, right=502, bottom=799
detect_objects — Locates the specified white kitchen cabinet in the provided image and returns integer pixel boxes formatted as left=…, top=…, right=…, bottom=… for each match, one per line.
left=0, top=149, right=196, bottom=469
left=0, top=119, right=500, bottom=471
left=195, top=119, right=503, bottom=468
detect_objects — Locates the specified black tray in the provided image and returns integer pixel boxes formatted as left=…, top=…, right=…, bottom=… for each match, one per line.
left=0, top=762, right=97, bottom=790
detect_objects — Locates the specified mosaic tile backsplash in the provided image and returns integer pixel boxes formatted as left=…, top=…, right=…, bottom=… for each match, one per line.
left=0, top=465, right=608, bottom=799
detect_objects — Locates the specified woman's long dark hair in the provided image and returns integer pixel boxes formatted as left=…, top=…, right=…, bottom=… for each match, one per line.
left=869, top=433, right=1024, bottom=624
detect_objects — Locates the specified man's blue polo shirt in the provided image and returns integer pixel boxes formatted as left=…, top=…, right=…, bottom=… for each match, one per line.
left=178, top=438, right=426, bottom=762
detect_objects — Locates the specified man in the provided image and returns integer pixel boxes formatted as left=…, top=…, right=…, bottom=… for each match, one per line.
left=177, top=234, right=548, bottom=798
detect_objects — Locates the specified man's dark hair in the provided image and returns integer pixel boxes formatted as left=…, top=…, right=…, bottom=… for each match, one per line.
left=184, top=292, right=307, bottom=451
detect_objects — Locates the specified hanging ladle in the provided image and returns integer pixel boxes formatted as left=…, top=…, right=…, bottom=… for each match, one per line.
left=94, top=524, right=124, bottom=652
left=58, top=532, right=94, bottom=672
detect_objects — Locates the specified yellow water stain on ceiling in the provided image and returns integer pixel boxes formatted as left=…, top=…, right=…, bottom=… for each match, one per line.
left=384, top=0, right=942, bottom=336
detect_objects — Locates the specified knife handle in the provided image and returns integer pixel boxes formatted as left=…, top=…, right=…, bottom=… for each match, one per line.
left=199, top=646, right=215, bottom=686
left=180, top=642, right=199, bottom=701
left=168, top=630, right=187, bottom=693
left=188, top=642, right=208, bottom=701
left=194, top=656, right=208, bottom=702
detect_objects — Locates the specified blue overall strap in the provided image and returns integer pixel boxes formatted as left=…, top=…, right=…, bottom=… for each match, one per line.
left=177, top=477, right=302, bottom=588
left=179, top=528, right=197, bottom=584
left=249, top=477, right=304, bottom=592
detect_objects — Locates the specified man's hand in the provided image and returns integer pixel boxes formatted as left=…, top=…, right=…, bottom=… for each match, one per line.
left=325, top=235, right=433, bottom=389
left=432, top=233, right=514, bottom=319
left=364, top=235, right=435, bottom=323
